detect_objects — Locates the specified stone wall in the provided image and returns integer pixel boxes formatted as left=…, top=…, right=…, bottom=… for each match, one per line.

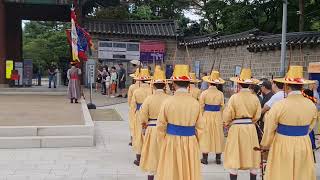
left=174, top=45, right=320, bottom=80
left=89, top=34, right=320, bottom=80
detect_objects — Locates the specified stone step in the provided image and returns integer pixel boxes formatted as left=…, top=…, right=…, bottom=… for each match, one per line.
left=0, top=125, right=94, bottom=137
left=0, top=135, right=94, bottom=148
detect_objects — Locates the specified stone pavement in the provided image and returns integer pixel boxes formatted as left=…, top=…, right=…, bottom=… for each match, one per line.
left=0, top=102, right=318, bottom=180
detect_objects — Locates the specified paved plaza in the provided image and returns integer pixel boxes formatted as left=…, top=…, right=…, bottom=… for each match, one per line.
left=0, top=100, right=318, bottom=180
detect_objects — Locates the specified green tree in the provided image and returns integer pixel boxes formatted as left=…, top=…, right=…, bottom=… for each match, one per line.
left=23, top=21, right=71, bottom=73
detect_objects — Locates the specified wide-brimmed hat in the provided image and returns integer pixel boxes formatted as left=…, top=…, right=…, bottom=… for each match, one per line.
left=134, top=68, right=151, bottom=81
left=189, top=73, right=201, bottom=83
left=130, top=60, right=141, bottom=65
left=230, top=68, right=260, bottom=84
left=170, top=64, right=191, bottom=81
left=150, top=69, right=167, bottom=84
left=203, top=71, right=225, bottom=84
left=129, top=69, right=139, bottom=78
left=273, top=66, right=314, bottom=84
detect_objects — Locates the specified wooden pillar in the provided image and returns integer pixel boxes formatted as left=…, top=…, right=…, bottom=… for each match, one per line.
left=0, top=0, right=6, bottom=84
left=6, top=6, right=22, bottom=64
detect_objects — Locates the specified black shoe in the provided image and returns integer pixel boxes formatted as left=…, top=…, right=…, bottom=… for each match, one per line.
left=70, top=99, right=74, bottom=103
left=124, top=95, right=128, bottom=98
left=216, top=153, right=222, bottom=165
left=250, top=173, right=256, bottom=180
left=201, top=153, right=208, bottom=165
left=134, top=154, right=141, bottom=166
left=230, top=174, right=237, bottom=180
left=128, top=142, right=132, bottom=146
left=75, top=99, right=78, bottom=104
left=54, top=86, right=56, bottom=88
left=49, top=87, right=51, bottom=88
left=148, top=175, right=154, bottom=180
left=117, top=95, right=123, bottom=97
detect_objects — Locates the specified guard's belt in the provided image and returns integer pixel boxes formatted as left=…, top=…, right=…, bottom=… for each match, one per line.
left=167, top=123, right=196, bottom=136
left=277, top=123, right=309, bottom=136
left=204, top=104, right=221, bottom=112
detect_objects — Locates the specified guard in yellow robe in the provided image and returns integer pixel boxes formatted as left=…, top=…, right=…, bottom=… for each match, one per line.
left=189, top=72, right=201, bottom=100
left=128, top=72, right=140, bottom=146
left=261, top=66, right=317, bottom=180
left=139, top=69, right=170, bottom=180
left=224, top=68, right=261, bottom=180
left=199, top=70, right=225, bottom=165
left=131, top=69, right=152, bottom=166
left=156, top=64, right=204, bottom=180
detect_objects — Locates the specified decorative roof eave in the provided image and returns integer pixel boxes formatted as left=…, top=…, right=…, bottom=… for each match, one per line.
left=247, top=32, right=320, bottom=52
left=83, top=19, right=182, bottom=39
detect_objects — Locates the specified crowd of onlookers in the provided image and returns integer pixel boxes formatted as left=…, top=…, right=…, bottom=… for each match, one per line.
left=96, top=63, right=127, bottom=98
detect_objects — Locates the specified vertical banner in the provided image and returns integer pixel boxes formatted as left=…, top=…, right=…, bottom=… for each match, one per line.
left=23, top=59, right=33, bottom=86
left=6, top=60, right=13, bottom=79
left=71, top=8, right=79, bottom=61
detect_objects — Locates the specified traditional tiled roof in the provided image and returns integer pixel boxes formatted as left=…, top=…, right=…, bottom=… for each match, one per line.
left=208, top=29, right=270, bottom=49
left=247, top=32, right=320, bottom=52
left=83, top=19, right=181, bottom=38
left=178, top=32, right=219, bottom=47
left=179, top=29, right=271, bottom=49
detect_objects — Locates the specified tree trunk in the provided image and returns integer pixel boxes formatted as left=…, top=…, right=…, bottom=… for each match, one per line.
left=299, top=0, right=305, bottom=32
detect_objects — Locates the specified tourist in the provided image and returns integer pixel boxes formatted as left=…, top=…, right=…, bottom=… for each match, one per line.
left=67, top=61, right=81, bottom=103
left=189, top=72, right=201, bottom=100
left=139, top=68, right=169, bottom=180
left=199, top=70, right=225, bottom=165
left=224, top=68, right=261, bottom=180
left=261, top=80, right=285, bottom=114
left=117, top=63, right=127, bottom=98
left=98, top=67, right=109, bottom=95
left=200, top=72, right=209, bottom=91
left=131, top=69, right=152, bottom=166
left=95, top=73, right=102, bottom=92
left=256, top=80, right=274, bottom=141
left=156, top=64, right=204, bottom=180
left=259, top=80, right=274, bottom=107
left=110, top=66, right=118, bottom=98
left=249, top=84, right=262, bottom=104
left=261, top=66, right=317, bottom=180
left=48, top=62, right=58, bottom=88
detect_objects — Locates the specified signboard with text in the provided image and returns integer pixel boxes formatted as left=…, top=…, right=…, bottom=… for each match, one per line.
left=140, top=41, right=165, bottom=63
left=23, top=59, right=33, bottom=86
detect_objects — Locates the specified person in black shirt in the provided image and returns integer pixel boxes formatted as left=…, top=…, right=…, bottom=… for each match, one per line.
left=259, top=80, right=274, bottom=107
left=256, top=80, right=273, bottom=142
left=117, top=63, right=127, bottom=98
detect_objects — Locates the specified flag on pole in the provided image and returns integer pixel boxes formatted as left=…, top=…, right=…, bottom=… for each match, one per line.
left=71, top=8, right=79, bottom=62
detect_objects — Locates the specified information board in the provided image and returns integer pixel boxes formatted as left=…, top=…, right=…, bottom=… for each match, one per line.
left=23, top=59, right=33, bottom=86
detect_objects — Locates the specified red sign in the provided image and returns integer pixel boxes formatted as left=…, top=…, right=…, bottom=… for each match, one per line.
left=140, top=41, right=165, bottom=53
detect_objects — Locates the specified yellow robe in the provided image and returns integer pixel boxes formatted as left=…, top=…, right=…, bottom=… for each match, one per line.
left=131, top=83, right=152, bottom=154
left=261, top=92, right=317, bottom=180
left=128, top=82, right=139, bottom=137
left=189, top=84, right=201, bottom=100
left=223, top=88, right=261, bottom=170
left=199, top=86, right=225, bottom=153
left=140, top=90, right=170, bottom=174
left=156, top=89, right=204, bottom=180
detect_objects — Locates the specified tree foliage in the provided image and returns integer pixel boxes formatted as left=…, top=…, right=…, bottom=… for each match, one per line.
left=23, top=21, right=71, bottom=72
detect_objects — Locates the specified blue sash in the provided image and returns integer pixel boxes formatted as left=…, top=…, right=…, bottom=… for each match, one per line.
left=167, top=123, right=196, bottom=136
left=204, top=104, right=221, bottom=112
left=148, top=118, right=157, bottom=127
left=277, top=123, right=309, bottom=136
left=136, top=103, right=142, bottom=111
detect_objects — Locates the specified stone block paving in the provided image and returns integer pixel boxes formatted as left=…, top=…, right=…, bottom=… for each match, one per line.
left=0, top=103, right=318, bottom=180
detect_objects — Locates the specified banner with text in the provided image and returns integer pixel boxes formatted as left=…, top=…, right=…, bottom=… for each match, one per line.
left=140, top=41, right=165, bottom=63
